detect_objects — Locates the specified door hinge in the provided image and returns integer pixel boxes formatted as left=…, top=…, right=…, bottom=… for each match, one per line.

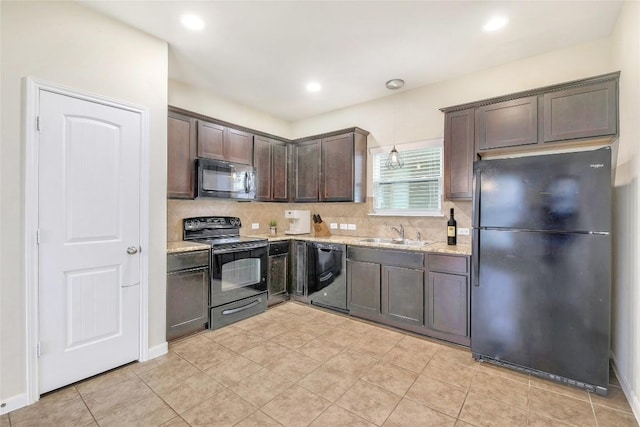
left=36, top=229, right=41, bottom=245
left=37, top=342, right=41, bottom=358
left=36, top=116, right=40, bottom=131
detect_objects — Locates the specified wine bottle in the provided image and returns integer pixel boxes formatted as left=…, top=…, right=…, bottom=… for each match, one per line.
left=447, top=208, right=457, bottom=245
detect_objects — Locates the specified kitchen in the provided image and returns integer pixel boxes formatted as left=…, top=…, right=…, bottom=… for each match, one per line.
left=1, top=1, right=639, bottom=426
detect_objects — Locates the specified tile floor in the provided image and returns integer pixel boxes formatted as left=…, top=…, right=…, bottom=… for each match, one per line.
left=3, top=302, right=638, bottom=427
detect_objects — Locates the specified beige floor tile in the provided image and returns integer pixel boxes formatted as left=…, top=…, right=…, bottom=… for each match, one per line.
left=454, top=421, right=475, bottom=427
left=469, top=371, right=528, bottom=409
left=95, top=394, right=176, bottom=427
left=171, top=335, right=236, bottom=371
left=381, top=336, right=439, bottom=373
left=158, top=373, right=225, bottom=414
left=264, top=351, right=321, bottom=382
left=294, top=321, right=334, bottom=337
left=0, top=414, right=9, bottom=427
left=242, top=341, right=292, bottom=367
left=160, top=417, right=191, bottom=427
left=235, top=410, right=284, bottom=427
left=324, top=350, right=377, bottom=380
left=459, top=392, right=527, bottom=427
left=138, top=357, right=201, bottom=395
left=270, top=329, right=317, bottom=350
left=309, top=405, right=376, bottom=426
left=298, top=338, right=345, bottom=362
left=342, top=320, right=380, bottom=335
left=263, top=385, right=331, bottom=427
left=336, top=380, right=402, bottom=426
left=10, top=390, right=93, bottom=427
left=234, top=315, right=270, bottom=331
left=204, top=355, right=262, bottom=387
left=298, top=365, right=359, bottom=402
left=75, top=366, right=138, bottom=396
left=593, top=405, right=639, bottom=427
left=383, top=398, right=456, bottom=427
left=528, top=387, right=596, bottom=427
left=311, top=311, right=350, bottom=327
left=610, top=367, right=621, bottom=387
left=129, top=351, right=182, bottom=376
left=215, top=330, right=265, bottom=353
left=431, top=346, right=475, bottom=368
left=529, top=376, right=590, bottom=402
left=473, top=361, right=530, bottom=384
left=361, top=362, right=418, bottom=396
left=527, top=412, right=575, bottom=426
left=249, top=321, right=291, bottom=340
left=83, top=377, right=155, bottom=420
left=422, top=357, right=475, bottom=390
left=592, top=385, right=634, bottom=413
left=349, top=333, right=401, bottom=360
left=229, top=368, right=293, bottom=407
left=320, top=327, right=362, bottom=347
left=181, top=389, right=256, bottom=426
left=201, top=324, right=243, bottom=342
left=405, top=375, right=467, bottom=418
left=365, top=326, right=405, bottom=343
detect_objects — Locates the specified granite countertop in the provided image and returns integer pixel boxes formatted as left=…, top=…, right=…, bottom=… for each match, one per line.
left=167, top=241, right=211, bottom=254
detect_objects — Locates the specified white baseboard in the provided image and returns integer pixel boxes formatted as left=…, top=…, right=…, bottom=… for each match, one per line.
left=610, top=352, right=640, bottom=424
left=147, top=341, right=168, bottom=361
left=0, top=392, right=29, bottom=415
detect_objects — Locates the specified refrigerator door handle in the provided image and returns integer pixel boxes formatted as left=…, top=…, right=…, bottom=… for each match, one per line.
left=472, top=228, right=480, bottom=287
left=472, top=163, right=481, bottom=228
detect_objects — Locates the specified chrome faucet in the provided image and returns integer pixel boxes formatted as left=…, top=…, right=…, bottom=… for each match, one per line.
left=391, top=224, right=405, bottom=241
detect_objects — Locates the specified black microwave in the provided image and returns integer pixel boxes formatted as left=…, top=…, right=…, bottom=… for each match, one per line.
left=196, top=158, right=256, bottom=200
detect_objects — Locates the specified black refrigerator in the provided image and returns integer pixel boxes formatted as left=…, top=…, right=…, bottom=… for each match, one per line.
left=471, top=147, right=611, bottom=396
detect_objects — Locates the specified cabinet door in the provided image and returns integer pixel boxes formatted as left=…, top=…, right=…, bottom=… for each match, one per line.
left=268, top=254, right=287, bottom=298
left=543, top=80, right=617, bottom=142
left=226, top=128, right=253, bottom=165
left=321, top=133, right=354, bottom=201
left=197, top=120, right=225, bottom=160
left=444, top=109, right=474, bottom=200
left=166, top=267, right=209, bottom=341
left=167, top=112, right=196, bottom=199
left=382, top=266, right=424, bottom=327
left=253, top=136, right=272, bottom=200
left=348, top=260, right=381, bottom=318
left=476, top=96, right=538, bottom=151
left=294, top=139, right=320, bottom=202
left=427, top=272, right=468, bottom=338
left=272, top=142, right=288, bottom=201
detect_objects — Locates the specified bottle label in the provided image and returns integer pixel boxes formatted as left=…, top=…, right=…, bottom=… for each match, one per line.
left=447, top=226, right=456, bottom=237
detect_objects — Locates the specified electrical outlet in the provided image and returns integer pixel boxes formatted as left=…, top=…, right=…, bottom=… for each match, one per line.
left=251, top=223, right=260, bottom=230
left=339, top=223, right=348, bottom=230
left=330, top=223, right=338, bottom=229
left=458, top=227, right=470, bottom=236
left=347, top=224, right=356, bottom=230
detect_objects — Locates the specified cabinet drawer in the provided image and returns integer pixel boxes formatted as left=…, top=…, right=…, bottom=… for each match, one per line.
left=210, top=294, right=267, bottom=330
left=427, top=254, right=468, bottom=275
left=347, top=246, right=423, bottom=269
left=167, top=250, right=209, bottom=272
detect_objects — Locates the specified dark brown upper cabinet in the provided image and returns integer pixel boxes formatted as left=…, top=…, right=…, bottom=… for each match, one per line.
left=444, top=109, right=475, bottom=201
left=293, top=130, right=368, bottom=203
left=167, top=111, right=197, bottom=199
left=543, top=80, right=617, bottom=143
left=293, top=139, right=321, bottom=202
left=197, top=120, right=253, bottom=165
left=254, top=135, right=288, bottom=202
left=476, top=96, right=538, bottom=151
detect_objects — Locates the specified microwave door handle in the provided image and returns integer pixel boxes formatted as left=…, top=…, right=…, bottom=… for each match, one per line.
left=244, top=173, right=249, bottom=193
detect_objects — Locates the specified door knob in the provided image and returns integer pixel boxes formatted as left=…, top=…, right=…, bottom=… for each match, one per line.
left=126, top=246, right=139, bottom=255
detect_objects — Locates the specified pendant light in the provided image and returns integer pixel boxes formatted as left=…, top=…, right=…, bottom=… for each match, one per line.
left=385, top=79, right=405, bottom=169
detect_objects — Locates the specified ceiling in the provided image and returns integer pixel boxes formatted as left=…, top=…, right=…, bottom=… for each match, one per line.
left=81, top=1, right=622, bottom=122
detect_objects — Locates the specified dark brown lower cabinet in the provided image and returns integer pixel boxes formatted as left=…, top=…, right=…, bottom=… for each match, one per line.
left=347, top=259, right=381, bottom=319
left=382, top=266, right=424, bottom=327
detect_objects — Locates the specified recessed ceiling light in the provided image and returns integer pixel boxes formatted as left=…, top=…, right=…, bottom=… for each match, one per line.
left=306, top=82, right=322, bottom=93
left=385, top=79, right=405, bottom=90
left=181, top=14, right=205, bottom=31
left=483, top=16, right=508, bottom=32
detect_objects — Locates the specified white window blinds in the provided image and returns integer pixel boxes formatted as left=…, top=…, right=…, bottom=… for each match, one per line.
left=373, top=145, right=443, bottom=215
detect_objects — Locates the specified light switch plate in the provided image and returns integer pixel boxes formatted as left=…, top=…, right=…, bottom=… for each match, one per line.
left=251, top=223, right=260, bottom=230
left=339, top=223, right=348, bottom=230
left=330, top=223, right=338, bottom=229
left=458, top=227, right=470, bottom=236
left=347, top=224, right=356, bottom=230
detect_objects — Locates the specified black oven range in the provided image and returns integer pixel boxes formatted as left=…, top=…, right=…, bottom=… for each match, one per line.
left=183, top=216, right=268, bottom=329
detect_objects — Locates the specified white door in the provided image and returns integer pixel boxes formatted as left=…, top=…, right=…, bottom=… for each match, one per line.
left=38, top=90, right=141, bottom=394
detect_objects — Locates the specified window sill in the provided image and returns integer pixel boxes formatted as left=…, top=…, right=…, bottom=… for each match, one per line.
left=368, top=212, right=444, bottom=218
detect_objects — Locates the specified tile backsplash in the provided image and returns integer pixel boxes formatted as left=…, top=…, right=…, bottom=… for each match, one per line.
left=168, top=198, right=472, bottom=244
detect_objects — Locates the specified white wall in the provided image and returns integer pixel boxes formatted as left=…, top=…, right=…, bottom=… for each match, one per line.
left=169, top=79, right=292, bottom=139
left=0, top=1, right=168, bottom=410
left=610, top=0, right=640, bottom=419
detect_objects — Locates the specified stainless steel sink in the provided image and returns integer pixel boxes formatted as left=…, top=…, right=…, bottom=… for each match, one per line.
left=357, top=237, right=432, bottom=246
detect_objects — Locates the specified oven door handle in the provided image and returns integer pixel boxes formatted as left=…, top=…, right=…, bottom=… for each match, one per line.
left=222, top=298, right=261, bottom=315
left=213, top=244, right=267, bottom=255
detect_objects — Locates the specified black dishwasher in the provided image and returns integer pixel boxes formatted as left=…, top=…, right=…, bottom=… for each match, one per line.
left=268, top=241, right=289, bottom=306
left=307, top=242, right=348, bottom=312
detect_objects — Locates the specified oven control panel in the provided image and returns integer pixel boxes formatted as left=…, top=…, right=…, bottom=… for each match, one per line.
left=184, top=216, right=242, bottom=230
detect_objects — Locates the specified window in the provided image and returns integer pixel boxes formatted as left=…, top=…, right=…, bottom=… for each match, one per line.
left=372, top=140, right=443, bottom=216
